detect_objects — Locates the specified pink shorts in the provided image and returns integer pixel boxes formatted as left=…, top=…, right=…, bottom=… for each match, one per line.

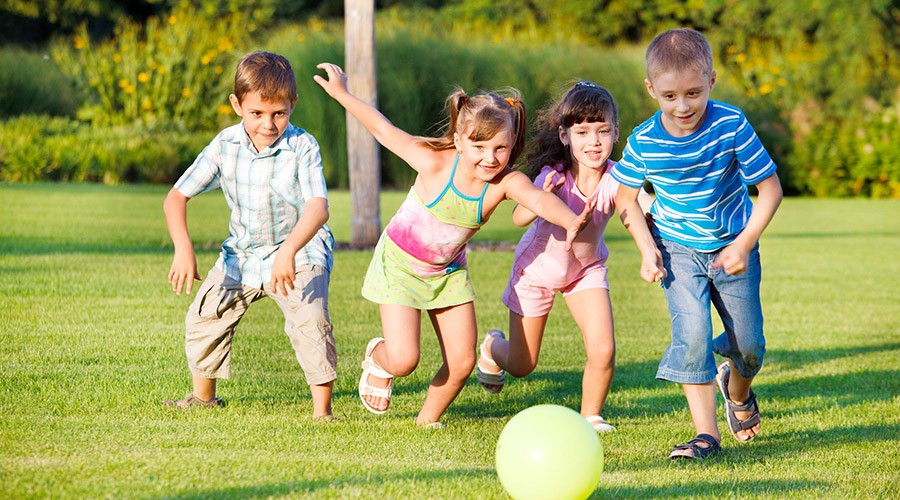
left=502, top=262, right=609, bottom=317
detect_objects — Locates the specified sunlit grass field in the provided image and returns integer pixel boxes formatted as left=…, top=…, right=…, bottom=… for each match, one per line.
left=1, top=183, right=898, bottom=498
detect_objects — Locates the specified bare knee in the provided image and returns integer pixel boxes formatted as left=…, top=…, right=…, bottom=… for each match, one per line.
left=506, top=361, right=537, bottom=378
left=585, top=345, right=615, bottom=371
left=382, top=350, right=419, bottom=377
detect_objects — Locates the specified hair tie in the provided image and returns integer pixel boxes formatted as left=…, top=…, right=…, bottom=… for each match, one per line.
left=505, top=97, right=518, bottom=107
left=576, top=80, right=598, bottom=88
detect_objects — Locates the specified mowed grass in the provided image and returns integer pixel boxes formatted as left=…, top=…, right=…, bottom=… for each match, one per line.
left=0, top=183, right=898, bottom=499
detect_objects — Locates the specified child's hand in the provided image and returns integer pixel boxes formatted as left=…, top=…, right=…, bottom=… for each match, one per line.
left=313, top=63, right=349, bottom=98
left=712, top=243, right=750, bottom=275
left=563, top=197, right=596, bottom=251
left=168, top=252, right=201, bottom=296
left=271, top=248, right=296, bottom=297
left=542, top=171, right=564, bottom=193
left=639, top=250, right=667, bottom=283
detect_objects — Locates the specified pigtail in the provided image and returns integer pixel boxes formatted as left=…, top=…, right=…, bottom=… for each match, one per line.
left=504, top=93, right=527, bottom=167
left=419, top=87, right=469, bottom=151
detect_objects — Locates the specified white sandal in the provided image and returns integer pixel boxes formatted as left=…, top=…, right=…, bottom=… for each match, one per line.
left=476, top=329, right=506, bottom=393
left=359, top=337, right=393, bottom=414
left=585, top=415, right=616, bottom=433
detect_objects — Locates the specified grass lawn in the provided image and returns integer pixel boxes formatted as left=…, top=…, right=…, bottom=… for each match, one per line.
left=1, top=183, right=898, bottom=498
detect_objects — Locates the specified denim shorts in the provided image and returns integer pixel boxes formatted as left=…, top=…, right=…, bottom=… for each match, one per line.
left=654, top=236, right=766, bottom=384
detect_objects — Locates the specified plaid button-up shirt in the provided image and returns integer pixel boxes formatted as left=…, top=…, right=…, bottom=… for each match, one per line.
left=175, top=123, right=334, bottom=287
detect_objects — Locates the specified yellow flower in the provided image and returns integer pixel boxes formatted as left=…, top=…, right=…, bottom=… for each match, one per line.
left=138, top=72, right=150, bottom=83
left=118, top=79, right=129, bottom=88
left=214, top=65, right=224, bottom=75
left=735, top=53, right=747, bottom=63
left=777, top=77, right=788, bottom=87
left=74, top=35, right=85, bottom=50
left=142, top=99, right=153, bottom=110
left=201, top=55, right=212, bottom=65
left=217, top=38, right=234, bottom=52
left=149, top=60, right=158, bottom=69
left=182, top=88, right=192, bottom=98
left=113, top=53, right=121, bottom=63
left=217, top=104, right=233, bottom=115
left=759, top=83, right=774, bottom=95
left=124, top=84, right=136, bottom=94
left=157, top=66, right=167, bottom=75
left=297, top=34, right=306, bottom=43
left=168, top=15, right=177, bottom=25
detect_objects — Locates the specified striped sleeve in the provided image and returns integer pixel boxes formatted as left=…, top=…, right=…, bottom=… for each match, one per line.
left=611, top=139, right=647, bottom=188
left=732, top=110, right=777, bottom=185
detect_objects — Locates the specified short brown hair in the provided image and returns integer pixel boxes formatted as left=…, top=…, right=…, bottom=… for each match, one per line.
left=646, top=28, right=713, bottom=81
left=233, top=51, right=298, bottom=103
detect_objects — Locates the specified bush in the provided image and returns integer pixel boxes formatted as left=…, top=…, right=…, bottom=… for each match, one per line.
left=50, top=5, right=253, bottom=131
left=0, top=115, right=210, bottom=184
left=0, top=47, right=82, bottom=118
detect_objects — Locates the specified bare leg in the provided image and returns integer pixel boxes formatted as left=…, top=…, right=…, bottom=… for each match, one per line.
left=667, top=382, right=721, bottom=459
left=361, top=304, right=422, bottom=412
left=415, top=303, right=478, bottom=425
left=192, top=375, right=217, bottom=401
left=723, top=359, right=761, bottom=441
left=310, top=381, right=334, bottom=419
left=485, top=311, right=548, bottom=380
left=564, top=289, right=615, bottom=418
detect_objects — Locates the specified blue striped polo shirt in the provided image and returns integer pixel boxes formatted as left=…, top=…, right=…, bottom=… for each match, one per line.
left=175, top=122, right=334, bottom=287
left=612, top=100, right=777, bottom=252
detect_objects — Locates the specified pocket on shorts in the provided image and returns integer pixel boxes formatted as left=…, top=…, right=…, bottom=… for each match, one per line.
left=197, top=274, right=245, bottom=320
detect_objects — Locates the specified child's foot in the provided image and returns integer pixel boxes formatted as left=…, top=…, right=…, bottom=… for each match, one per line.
left=313, top=414, right=343, bottom=423
left=715, top=362, right=761, bottom=442
left=668, top=433, right=721, bottom=460
left=359, top=338, right=393, bottom=414
left=163, top=393, right=224, bottom=408
left=476, top=329, right=506, bottom=393
left=415, top=418, right=445, bottom=430
left=585, top=415, right=616, bottom=433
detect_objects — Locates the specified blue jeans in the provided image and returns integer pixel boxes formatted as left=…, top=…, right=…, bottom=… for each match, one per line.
left=655, top=237, right=766, bottom=384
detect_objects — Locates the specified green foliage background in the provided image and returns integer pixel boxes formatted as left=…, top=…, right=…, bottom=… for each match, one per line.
left=0, top=0, right=899, bottom=197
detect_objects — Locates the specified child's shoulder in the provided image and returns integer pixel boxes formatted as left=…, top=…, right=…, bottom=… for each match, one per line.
left=278, top=123, right=320, bottom=150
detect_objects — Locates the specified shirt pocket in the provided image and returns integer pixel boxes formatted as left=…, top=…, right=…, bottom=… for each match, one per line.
left=269, top=178, right=302, bottom=235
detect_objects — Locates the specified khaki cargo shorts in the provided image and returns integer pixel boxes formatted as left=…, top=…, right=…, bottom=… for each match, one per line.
left=184, top=265, right=337, bottom=385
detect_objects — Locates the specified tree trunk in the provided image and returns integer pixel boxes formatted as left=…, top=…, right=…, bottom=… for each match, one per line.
left=345, top=0, right=380, bottom=248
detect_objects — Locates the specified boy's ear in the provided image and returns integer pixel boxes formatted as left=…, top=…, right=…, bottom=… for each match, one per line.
left=290, top=96, right=299, bottom=113
left=229, top=94, right=242, bottom=116
left=644, top=78, right=656, bottom=99
left=709, top=70, right=717, bottom=90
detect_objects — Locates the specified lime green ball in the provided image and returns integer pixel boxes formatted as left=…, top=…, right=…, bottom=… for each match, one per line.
left=496, top=405, right=604, bottom=500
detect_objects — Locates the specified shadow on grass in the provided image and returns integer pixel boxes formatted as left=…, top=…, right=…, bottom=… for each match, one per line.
left=165, top=467, right=494, bottom=499
left=589, top=479, right=831, bottom=498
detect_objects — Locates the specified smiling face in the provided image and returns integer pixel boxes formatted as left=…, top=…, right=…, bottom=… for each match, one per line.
left=454, top=126, right=514, bottom=182
left=229, top=90, right=296, bottom=151
left=559, top=120, right=618, bottom=173
left=645, top=68, right=716, bottom=137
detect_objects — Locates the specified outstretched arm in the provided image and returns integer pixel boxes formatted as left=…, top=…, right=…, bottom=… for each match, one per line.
left=616, top=184, right=666, bottom=283
left=713, top=172, right=783, bottom=275
left=511, top=170, right=564, bottom=227
left=314, top=63, right=427, bottom=169
left=504, top=171, right=592, bottom=251
left=163, top=188, right=202, bottom=295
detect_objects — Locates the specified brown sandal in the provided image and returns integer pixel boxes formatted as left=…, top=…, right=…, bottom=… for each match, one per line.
left=163, top=392, right=225, bottom=408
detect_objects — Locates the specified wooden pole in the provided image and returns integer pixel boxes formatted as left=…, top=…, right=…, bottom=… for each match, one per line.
left=345, top=0, right=380, bottom=248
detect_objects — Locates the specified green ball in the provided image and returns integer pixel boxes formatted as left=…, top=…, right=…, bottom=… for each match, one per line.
left=495, top=405, right=604, bottom=500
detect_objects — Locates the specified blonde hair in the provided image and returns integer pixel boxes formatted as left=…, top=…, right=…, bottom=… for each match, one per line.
left=645, top=28, right=713, bottom=81
left=233, top=51, right=298, bottom=103
left=420, top=88, right=527, bottom=166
